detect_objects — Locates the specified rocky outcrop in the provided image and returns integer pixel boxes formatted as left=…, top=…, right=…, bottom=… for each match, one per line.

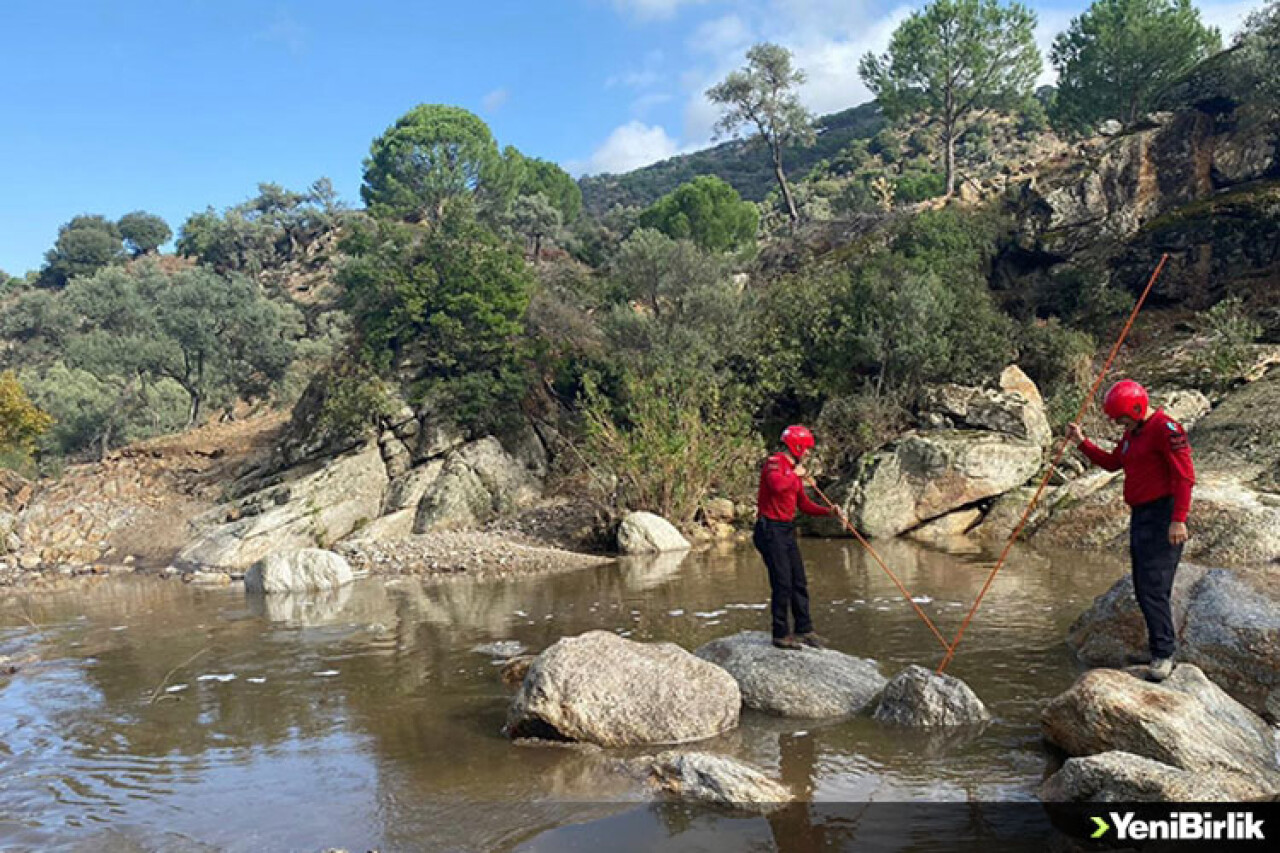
left=505, top=631, right=740, bottom=747
left=872, top=665, right=991, bottom=727
left=694, top=632, right=886, bottom=718
left=244, top=548, right=355, bottom=594
left=643, top=751, right=791, bottom=812
left=413, top=437, right=541, bottom=533
left=1039, top=751, right=1268, bottom=802
left=1041, top=665, right=1280, bottom=797
left=845, top=431, right=1043, bottom=538
left=617, top=512, right=691, bottom=555
left=1068, top=565, right=1280, bottom=716
left=177, top=443, right=389, bottom=571
left=918, top=379, right=1051, bottom=446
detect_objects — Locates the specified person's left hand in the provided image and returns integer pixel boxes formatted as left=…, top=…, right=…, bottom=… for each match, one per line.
left=1168, top=521, right=1189, bottom=545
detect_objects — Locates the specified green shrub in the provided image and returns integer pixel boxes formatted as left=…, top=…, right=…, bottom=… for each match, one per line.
left=1194, top=296, right=1262, bottom=390
left=579, top=370, right=763, bottom=525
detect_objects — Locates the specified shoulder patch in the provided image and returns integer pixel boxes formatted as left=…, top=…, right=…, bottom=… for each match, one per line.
left=1166, top=421, right=1182, bottom=433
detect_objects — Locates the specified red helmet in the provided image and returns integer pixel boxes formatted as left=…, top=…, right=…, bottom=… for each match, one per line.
left=781, top=424, right=815, bottom=459
left=1103, top=380, right=1149, bottom=421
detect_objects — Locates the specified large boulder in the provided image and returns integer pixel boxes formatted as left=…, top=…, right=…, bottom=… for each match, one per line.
left=177, top=443, right=389, bottom=571
left=872, top=665, right=991, bottom=727
left=845, top=432, right=1043, bottom=538
left=617, top=512, right=691, bottom=555
left=505, top=631, right=740, bottom=747
left=1041, top=665, right=1280, bottom=795
left=694, top=632, right=886, bottom=718
left=414, top=437, right=541, bottom=533
left=1179, top=568, right=1280, bottom=716
left=643, top=751, right=791, bottom=812
left=244, top=548, right=355, bottom=594
left=1067, top=564, right=1211, bottom=669
left=1067, top=565, right=1280, bottom=715
left=1039, top=751, right=1267, bottom=802
left=919, top=377, right=1052, bottom=446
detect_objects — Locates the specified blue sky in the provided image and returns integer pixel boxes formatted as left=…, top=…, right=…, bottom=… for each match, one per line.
left=0, top=0, right=1258, bottom=275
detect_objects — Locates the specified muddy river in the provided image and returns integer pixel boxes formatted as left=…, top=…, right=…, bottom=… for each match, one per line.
left=0, top=539, right=1126, bottom=852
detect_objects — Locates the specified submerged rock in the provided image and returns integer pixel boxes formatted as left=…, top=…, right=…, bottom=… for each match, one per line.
left=872, top=665, right=991, bottom=727
left=500, top=655, right=536, bottom=690
left=1041, top=665, right=1280, bottom=797
left=643, top=751, right=791, bottom=812
left=694, top=631, right=886, bottom=718
left=617, top=511, right=691, bottom=555
left=473, top=640, right=528, bottom=659
left=505, top=631, right=740, bottom=747
left=1040, top=750, right=1267, bottom=802
left=244, top=548, right=354, bottom=594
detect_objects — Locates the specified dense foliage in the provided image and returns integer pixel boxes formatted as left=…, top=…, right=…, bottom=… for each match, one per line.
left=637, top=176, right=759, bottom=252
left=1052, top=0, right=1221, bottom=131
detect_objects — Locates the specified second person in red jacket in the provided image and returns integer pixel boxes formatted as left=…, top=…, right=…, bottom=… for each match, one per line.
left=754, top=424, right=833, bottom=651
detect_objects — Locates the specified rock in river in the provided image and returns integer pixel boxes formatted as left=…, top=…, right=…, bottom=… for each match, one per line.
left=694, top=631, right=886, bottom=718
left=872, top=665, right=992, bottom=727
left=505, top=631, right=740, bottom=747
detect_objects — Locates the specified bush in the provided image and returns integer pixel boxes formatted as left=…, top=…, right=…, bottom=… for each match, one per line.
left=0, top=371, right=52, bottom=455
left=579, top=370, right=763, bottom=525
left=894, top=170, right=946, bottom=203
left=1194, top=296, right=1262, bottom=390
left=1016, top=319, right=1096, bottom=424
left=815, top=392, right=910, bottom=471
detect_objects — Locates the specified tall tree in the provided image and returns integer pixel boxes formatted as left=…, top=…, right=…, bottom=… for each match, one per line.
left=1051, top=0, right=1221, bottom=130
left=117, top=211, right=172, bottom=257
left=707, top=43, right=815, bottom=226
left=638, top=175, right=759, bottom=253
left=40, top=215, right=124, bottom=288
left=361, top=105, right=500, bottom=223
left=860, top=0, right=1041, bottom=197
left=1237, top=0, right=1279, bottom=123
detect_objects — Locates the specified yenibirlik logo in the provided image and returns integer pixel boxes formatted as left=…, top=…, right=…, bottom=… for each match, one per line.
left=1090, top=810, right=1265, bottom=841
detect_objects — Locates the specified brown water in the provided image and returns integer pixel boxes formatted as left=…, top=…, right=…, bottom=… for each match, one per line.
left=0, top=539, right=1126, bottom=852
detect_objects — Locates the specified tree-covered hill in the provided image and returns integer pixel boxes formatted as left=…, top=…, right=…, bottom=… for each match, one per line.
left=579, top=103, right=885, bottom=214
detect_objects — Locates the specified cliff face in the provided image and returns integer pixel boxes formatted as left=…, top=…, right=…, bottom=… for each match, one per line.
left=1010, top=66, right=1279, bottom=309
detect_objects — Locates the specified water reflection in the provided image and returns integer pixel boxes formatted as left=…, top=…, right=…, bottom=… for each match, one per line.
left=0, top=540, right=1126, bottom=851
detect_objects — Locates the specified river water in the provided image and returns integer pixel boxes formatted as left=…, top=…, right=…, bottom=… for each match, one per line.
left=0, top=539, right=1126, bottom=852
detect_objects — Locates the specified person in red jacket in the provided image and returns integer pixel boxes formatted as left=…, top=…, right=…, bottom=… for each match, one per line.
left=1067, top=379, right=1195, bottom=682
left=754, top=425, right=834, bottom=651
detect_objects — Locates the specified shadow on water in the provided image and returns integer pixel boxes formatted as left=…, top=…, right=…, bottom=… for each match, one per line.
left=0, top=538, right=1127, bottom=851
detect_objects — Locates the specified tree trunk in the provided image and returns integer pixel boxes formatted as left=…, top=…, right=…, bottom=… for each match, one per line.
left=944, top=128, right=956, bottom=198
left=187, top=393, right=202, bottom=428
left=771, top=145, right=800, bottom=225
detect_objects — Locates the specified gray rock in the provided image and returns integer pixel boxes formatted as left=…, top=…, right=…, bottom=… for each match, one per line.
left=920, top=381, right=1051, bottom=446
left=1067, top=564, right=1210, bottom=669
left=617, top=511, right=691, bottom=555
left=1067, top=565, right=1280, bottom=715
left=244, top=548, right=355, bottom=594
left=505, top=631, right=740, bottom=747
left=845, top=432, right=1043, bottom=538
left=1180, top=568, right=1280, bottom=715
left=1098, top=119, right=1123, bottom=136
left=414, top=437, right=541, bottom=533
left=906, top=508, right=982, bottom=548
left=178, top=443, right=389, bottom=571
left=382, top=459, right=445, bottom=515
left=1039, top=751, right=1267, bottom=802
left=694, top=631, right=886, bottom=718
left=1041, top=665, right=1280, bottom=794
left=872, top=665, right=991, bottom=727
left=644, top=751, right=791, bottom=812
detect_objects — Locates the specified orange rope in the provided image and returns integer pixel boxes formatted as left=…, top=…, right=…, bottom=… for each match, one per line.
left=935, top=253, right=1170, bottom=674
left=809, top=483, right=952, bottom=653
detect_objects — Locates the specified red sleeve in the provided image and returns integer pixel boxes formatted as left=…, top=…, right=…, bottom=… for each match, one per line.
left=1079, top=438, right=1123, bottom=472
left=797, top=488, right=832, bottom=517
left=1162, top=420, right=1196, bottom=523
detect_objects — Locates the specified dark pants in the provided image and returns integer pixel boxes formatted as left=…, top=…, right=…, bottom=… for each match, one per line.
left=753, top=517, right=814, bottom=639
left=1130, top=496, right=1183, bottom=660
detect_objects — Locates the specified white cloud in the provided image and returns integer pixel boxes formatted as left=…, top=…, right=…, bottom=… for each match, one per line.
left=688, top=14, right=752, bottom=56
left=612, top=0, right=711, bottom=21
left=606, top=49, right=666, bottom=90
left=481, top=88, right=510, bottom=113
left=577, top=121, right=681, bottom=175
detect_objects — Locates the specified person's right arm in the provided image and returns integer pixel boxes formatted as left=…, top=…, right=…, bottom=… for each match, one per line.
left=1067, top=422, right=1123, bottom=472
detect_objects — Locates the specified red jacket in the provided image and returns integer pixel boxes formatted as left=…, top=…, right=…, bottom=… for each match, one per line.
left=1079, top=409, right=1196, bottom=522
left=757, top=452, right=832, bottom=522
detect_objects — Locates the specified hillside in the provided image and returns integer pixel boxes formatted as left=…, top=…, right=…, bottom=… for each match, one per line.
left=579, top=103, right=885, bottom=213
